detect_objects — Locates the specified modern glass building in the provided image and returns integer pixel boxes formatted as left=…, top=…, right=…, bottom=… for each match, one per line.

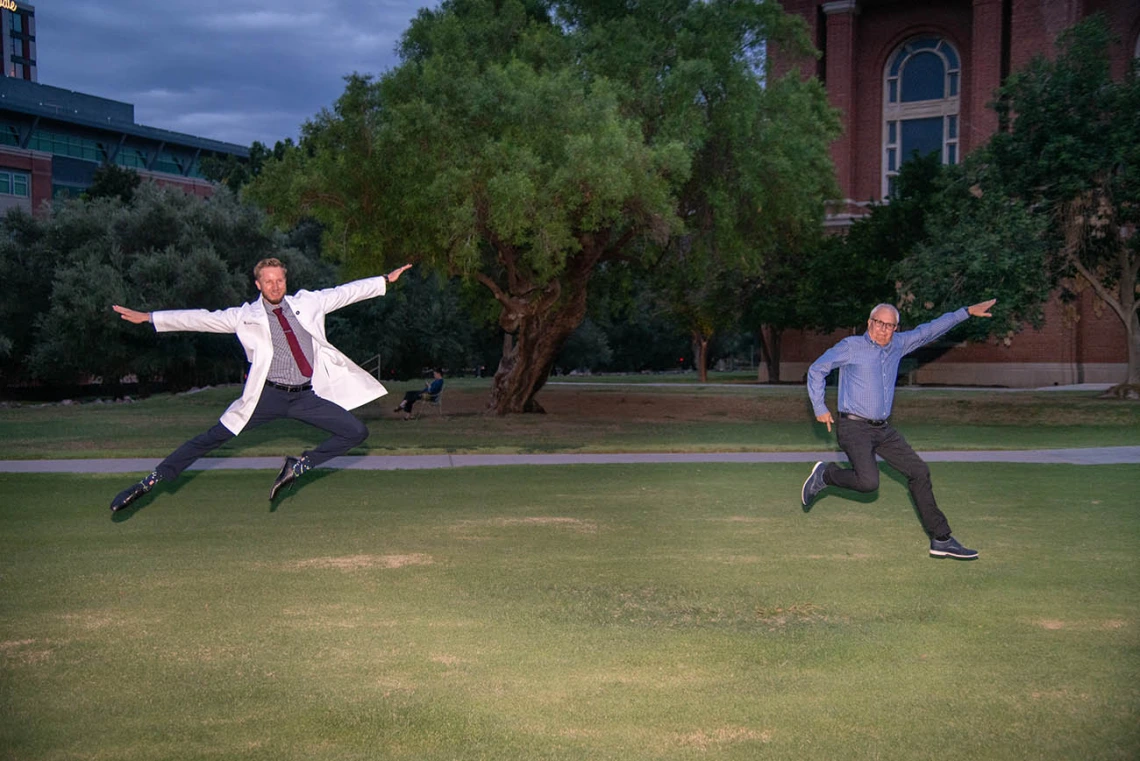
left=0, top=1, right=248, bottom=215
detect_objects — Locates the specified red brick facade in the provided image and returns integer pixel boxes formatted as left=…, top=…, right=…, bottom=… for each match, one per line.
left=770, top=0, right=1140, bottom=386
left=0, top=145, right=221, bottom=217
left=0, top=146, right=51, bottom=215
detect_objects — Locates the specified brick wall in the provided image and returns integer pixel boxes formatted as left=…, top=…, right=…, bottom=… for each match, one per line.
left=777, top=287, right=1128, bottom=386
left=767, top=0, right=1138, bottom=384
left=847, top=1, right=973, bottom=203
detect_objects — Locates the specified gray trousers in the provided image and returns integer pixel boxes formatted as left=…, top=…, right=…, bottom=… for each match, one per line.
left=154, top=384, right=369, bottom=481
left=823, top=417, right=951, bottom=538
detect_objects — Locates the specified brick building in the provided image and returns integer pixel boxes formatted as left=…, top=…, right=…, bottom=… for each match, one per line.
left=771, top=0, right=1140, bottom=387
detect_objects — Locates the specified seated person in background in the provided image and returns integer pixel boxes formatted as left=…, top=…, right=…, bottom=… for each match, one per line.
left=394, top=368, right=444, bottom=418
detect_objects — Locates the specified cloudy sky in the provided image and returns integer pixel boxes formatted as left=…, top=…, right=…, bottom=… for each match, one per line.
left=35, top=0, right=437, bottom=147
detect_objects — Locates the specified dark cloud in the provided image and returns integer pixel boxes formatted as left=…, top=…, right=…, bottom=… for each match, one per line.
left=34, top=0, right=435, bottom=147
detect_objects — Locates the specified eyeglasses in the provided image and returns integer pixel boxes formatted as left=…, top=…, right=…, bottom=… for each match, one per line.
left=869, top=318, right=898, bottom=331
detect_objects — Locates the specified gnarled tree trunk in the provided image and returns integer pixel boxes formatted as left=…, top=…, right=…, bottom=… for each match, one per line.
left=483, top=240, right=605, bottom=414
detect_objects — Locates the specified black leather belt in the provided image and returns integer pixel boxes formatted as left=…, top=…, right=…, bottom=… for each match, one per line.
left=265, top=380, right=312, bottom=393
left=840, top=412, right=888, bottom=426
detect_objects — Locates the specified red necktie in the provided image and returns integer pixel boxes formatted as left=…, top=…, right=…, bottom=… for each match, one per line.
left=272, top=307, right=313, bottom=377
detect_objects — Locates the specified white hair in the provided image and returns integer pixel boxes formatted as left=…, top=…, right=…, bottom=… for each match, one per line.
left=868, top=303, right=900, bottom=323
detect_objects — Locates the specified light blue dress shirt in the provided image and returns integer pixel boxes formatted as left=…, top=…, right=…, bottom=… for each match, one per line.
left=807, top=308, right=969, bottom=420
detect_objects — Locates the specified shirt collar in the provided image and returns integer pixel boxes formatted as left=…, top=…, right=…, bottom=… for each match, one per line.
left=261, top=296, right=288, bottom=312
left=863, top=331, right=891, bottom=349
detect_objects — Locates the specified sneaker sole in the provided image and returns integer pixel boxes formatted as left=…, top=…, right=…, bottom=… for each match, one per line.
left=801, top=462, right=825, bottom=507
left=929, top=550, right=979, bottom=560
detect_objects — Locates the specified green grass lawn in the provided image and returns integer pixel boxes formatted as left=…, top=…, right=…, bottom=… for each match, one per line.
left=2, top=463, right=1138, bottom=760
left=2, top=382, right=1139, bottom=459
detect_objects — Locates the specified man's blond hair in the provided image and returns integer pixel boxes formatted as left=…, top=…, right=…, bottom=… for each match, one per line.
left=253, top=257, right=287, bottom=281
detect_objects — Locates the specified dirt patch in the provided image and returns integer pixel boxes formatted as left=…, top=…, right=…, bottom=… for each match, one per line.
left=60, top=612, right=120, bottom=630
left=1030, top=689, right=1090, bottom=701
left=0, top=639, right=36, bottom=650
left=286, top=553, right=433, bottom=571
left=803, top=553, right=873, bottom=561
left=1031, top=618, right=1129, bottom=631
left=674, top=727, right=772, bottom=749
left=0, top=639, right=53, bottom=665
left=452, top=517, right=598, bottom=533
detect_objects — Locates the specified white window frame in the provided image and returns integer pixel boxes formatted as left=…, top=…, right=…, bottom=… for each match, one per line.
left=0, top=169, right=30, bottom=197
left=882, top=37, right=961, bottom=198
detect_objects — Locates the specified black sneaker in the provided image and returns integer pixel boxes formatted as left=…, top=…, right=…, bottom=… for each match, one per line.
left=801, top=461, right=827, bottom=510
left=269, top=456, right=311, bottom=501
left=930, top=536, right=979, bottom=560
left=110, top=471, right=160, bottom=512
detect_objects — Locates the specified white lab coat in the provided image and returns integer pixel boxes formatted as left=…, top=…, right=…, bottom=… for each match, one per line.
left=151, top=276, right=389, bottom=434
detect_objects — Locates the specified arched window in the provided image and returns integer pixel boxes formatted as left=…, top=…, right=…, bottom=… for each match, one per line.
left=882, top=36, right=961, bottom=197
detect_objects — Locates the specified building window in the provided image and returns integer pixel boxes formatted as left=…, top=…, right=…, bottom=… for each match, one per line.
left=9, top=13, right=21, bottom=33
left=882, top=36, right=960, bottom=197
left=0, top=170, right=30, bottom=197
left=153, top=151, right=185, bottom=175
left=27, top=129, right=107, bottom=162
left=117, top=147, right=148, bottom=169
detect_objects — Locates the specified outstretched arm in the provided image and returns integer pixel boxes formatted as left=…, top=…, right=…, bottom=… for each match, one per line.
left=386, top=263, right=413, bottom=282
left=895, top=298, right=997, bottom=353
left=112, top=305, right=152, bottom=325
left=967, top=298, right=997, bottom=318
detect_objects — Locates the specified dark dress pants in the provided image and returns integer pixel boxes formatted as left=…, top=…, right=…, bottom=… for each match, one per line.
left=402, top=389, right=425, bottom=413
left=154, top=385, right=369, bottom=481
left=823, top=417, right=951, bottom=538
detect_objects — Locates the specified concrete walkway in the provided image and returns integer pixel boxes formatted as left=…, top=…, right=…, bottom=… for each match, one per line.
left=3, top=446, right=1138, bottom=473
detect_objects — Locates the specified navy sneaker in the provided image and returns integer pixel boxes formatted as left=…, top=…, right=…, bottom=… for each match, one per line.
left=801, top=461, right=827, bottom=510
left=929, top=536, right=978, bottom=560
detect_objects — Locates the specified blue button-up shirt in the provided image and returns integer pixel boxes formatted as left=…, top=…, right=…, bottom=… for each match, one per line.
left=807, top=308, right=969, bottom=420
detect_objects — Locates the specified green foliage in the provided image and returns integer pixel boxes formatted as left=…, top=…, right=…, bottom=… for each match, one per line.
left=810, top=153, right=944, bottom=332
left=83, top=163, right=142, bottom=204
left=0, top=184, right=315, bottom=389
left=901, top=14, right=1140, bottom=381
left=0, top=208, right=52, bottom=379
left=568, top=261, right=692, bottom=372
left=325, top=269, right=486, bottom=380
left=199, top=140, right=294, bottom=194
left=579, top=2, right=839, bottom=373
left=554, top=317, right=612, bottom=372
left=892, top=164, right=1050, bottom=341
left=247, top=0, right=839, bottom=410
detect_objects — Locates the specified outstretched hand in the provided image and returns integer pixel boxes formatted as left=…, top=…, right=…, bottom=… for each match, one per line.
left=112, top=305, right=151, bottom=324
left=967, top=298, right=997, bottom=318
left=386, top=264, right=413, bottom=283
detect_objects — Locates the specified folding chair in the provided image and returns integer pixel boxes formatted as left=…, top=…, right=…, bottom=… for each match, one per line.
left=413, top=386, right=443, bottom=418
